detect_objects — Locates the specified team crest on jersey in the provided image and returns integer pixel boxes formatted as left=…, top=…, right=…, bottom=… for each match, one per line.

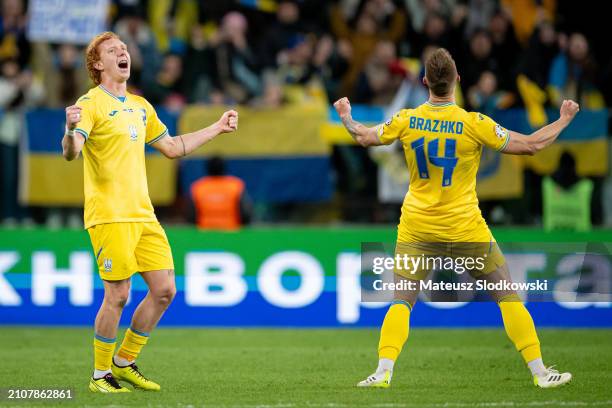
left=128, top=124, right=138, bottom=141
left=494, top=124, right=508, bottom=139
left=103, top=258, right=112, bottom=272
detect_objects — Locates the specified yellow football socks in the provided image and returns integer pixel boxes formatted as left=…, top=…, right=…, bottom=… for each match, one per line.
left=116, top=327, right=149, bottom=362
left=378, top=300, right=412, bottom=361
left=94, top=334, right=116, bottom=372
left=499, top=295, right=542, bottom=363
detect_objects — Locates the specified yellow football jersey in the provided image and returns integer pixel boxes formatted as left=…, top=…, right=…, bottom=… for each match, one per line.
left=74, top=85, right=169, bottom=229
left=377, top=101, right=510, bottom=242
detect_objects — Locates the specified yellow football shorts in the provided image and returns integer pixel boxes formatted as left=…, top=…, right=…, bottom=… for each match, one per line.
left=88, top=222, right=174, bottom=281
left=394, top=225, right=506, bottom=281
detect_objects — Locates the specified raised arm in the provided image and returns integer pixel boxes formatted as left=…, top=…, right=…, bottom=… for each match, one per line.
left=151, top=110, right=238, bottom=159
left=502, top=100, right=580, bottom=155
left=62, top=105, right=86, bottom=161
left=333, top=97, right=382, bottom=147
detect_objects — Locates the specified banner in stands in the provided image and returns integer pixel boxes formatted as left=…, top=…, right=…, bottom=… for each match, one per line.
left=27, top=0, right=109, bottom=45
left=1, top=228, right=610, bottom=327
left=500, top=108, right=609, bottom=176
left=21, top=101, right=332, bottom=205
left=20, top=108, right=178, bottom=206
left=20, top=105, right=607, bottom=205
left=178, top=102, right=331, bottom=203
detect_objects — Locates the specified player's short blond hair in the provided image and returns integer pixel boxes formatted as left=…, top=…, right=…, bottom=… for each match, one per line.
left=85, top=31, right=120, bottom=85
left=424, top=48, right=458, bottom=97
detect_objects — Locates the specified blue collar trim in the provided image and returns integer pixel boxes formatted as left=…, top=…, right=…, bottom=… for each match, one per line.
left=99, top=85, right=127, bottom=102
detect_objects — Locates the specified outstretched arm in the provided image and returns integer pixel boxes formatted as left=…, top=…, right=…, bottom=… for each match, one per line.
left=502, top=100, right=579, bottom=155
left=151, top=110, right=238, bottom=159
left=333, top=97, right=382, bottom=147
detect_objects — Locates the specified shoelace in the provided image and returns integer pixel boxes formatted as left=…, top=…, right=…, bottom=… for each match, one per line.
left=129, top=364, right=147, bottom=382
left=544, top=366, right=565, bottom=382
left=546, top=365, right=561, bottom=376
left=103, top=373, right=122, bottom=389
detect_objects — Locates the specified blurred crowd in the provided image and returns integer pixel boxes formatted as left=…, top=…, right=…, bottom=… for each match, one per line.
left=1, top=0, right=612, bottom=227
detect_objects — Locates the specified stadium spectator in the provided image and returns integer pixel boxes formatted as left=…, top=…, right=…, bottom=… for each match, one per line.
left=542, top=152, right=593, bottom=231
left=548, top=33, right=604, bottom=109
left=519, top=21, right=559, bottom=89
left=190, top=157, right=251, bottom=230
left=1, top=0, right=609, bottom=226
left=488, top=11, right=520, bottom=91
left=407, top=7, right=468, bottom=60
left=0, top=58, right=43, bottom=226
left=462, top=0, right=496, bottom=38
left=268, top=34, right=322, bottom=106
left=0, top=0, right=29, bottom=69
left=114, top=8, right=161, bottom=88
left=182, top=24, right=215, bottom=103
left=260, top=0, right=307, bottom=69
left=207, top=11, right=262, bottom=104
left=354, top=41, right=405, bottom=105
left=314, top=35, right=351, bottom=103
left=461, top=30, right=498, bottom=94
left=409, top=12, right=452, bottom=58
left=38, top=44, right=89, bottom=108
left=501, top=0, right=556, bottom=46
left=403, top=0, right=454, bottom=33
left=330, top=0, right=406, bottom=98
left=143, top=53, right=186, bottom=112
left=467, top=70, right=514, bottom=114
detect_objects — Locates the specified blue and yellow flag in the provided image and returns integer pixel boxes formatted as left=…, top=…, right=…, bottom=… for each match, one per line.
left=21, top=108, right=178, bottom=206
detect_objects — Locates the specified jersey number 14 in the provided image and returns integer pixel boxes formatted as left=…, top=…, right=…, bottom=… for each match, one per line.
left=410, top=137, right=458, bottom=187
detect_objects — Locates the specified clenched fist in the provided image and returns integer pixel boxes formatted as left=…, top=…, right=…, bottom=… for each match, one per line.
left=333, top=97, right=351, bottom=119
left=217, top=110, right=238, bottom=133
left=65, top=105, right=82, bottom=130
left=560, top=99, right=579, bottom=123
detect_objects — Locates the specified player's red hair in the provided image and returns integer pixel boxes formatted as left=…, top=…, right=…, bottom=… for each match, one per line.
left=424, top=48, right=458, bottom=97
left=85, top=31, right=120, bottom=85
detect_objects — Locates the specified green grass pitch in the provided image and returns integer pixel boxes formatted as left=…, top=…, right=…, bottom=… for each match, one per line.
left=0, top=327, right=610, bottom=407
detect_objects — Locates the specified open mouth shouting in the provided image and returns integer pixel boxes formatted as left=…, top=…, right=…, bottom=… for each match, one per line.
left=118, top=59, right=129, bottom=71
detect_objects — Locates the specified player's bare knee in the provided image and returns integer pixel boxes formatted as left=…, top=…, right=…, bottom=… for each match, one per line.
left=153, top=284, right=176, bottom=307
left=102, top=279, right=130, bottom=309
left=104, top=291, right=129, bottom=309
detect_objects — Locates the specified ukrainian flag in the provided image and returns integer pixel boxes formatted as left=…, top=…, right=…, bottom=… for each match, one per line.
left=177, top=101, right=332, bottom=202
left=21, top=108, right=178, bottom=206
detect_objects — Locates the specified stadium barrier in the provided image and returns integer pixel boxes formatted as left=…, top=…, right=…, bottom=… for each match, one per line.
left=1, top=227, right=611, bottom=327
